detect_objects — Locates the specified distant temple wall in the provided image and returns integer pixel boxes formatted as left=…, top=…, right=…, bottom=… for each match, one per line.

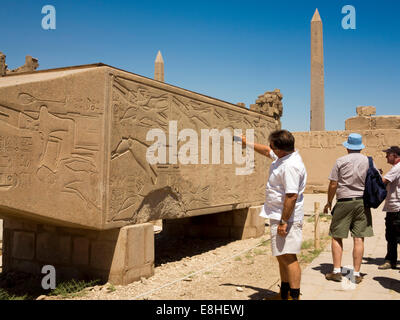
left=293, top=128, right=400, bottom=193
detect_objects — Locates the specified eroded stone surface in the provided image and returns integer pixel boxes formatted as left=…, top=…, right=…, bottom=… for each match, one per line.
left=356, top=106, right=376, bottom=117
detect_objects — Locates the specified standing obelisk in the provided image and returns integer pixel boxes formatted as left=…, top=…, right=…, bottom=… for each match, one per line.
left=154, top=50, right=164, bottom=82
left=310, top=9, right=325, bottom=131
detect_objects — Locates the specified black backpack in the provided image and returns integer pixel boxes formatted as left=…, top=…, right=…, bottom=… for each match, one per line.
left=363, top=157, right=387, bottom=208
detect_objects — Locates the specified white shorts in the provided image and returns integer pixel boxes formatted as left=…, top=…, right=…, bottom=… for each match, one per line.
left=270, top=219, right=303, bottom=257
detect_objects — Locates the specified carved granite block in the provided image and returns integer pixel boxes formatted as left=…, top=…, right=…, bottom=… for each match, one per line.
left=0, top=64, right=276, bottom=230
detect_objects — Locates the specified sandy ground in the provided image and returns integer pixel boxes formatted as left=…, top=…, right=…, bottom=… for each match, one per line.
left=58, top=194, right=331, bottom=300
left=0, top=194, right=332, bottom=300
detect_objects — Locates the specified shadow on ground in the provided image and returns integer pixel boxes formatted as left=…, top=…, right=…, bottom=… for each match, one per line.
left=221, top=283, right=278, bottom=300
left=312, top=263, right=332, bottom=275
left=154, top=233, right=232, bottom=267
left=362, top=257, right=387, bottom=267
left=373, top=277, right=400, bottom=294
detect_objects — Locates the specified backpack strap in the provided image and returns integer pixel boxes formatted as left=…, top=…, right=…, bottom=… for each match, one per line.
left=368, top=156, right=373, bottom=169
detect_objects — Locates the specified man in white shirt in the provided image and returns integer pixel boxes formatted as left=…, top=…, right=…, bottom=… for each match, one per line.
left=241, top=130, right=307, bottom=300
left=378, top=146, right=400, bottom=270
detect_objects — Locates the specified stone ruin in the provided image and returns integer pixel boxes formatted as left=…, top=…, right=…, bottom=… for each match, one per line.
left=0, top=52, right=39, bottom=76
left=250, top=89, right=283, bottom=128
left=345, top=106, right=400, bottom=130
left=0, top=61, right=283, bottom=284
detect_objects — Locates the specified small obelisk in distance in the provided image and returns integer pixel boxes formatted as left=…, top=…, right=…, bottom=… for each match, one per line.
left=154, top=50, right=164, bottom=82
left=310, top=8, right=325, bottom=131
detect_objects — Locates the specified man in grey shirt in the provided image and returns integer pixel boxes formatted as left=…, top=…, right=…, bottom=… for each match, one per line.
left=323, top=133, right=373, bottom=284
left=378, top=146, right=400, bottom=269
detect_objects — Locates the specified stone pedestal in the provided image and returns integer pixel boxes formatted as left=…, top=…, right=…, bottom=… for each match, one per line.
left=2, top=218, right=154, bottom=285
left=163, top=206, right=265, bottom=240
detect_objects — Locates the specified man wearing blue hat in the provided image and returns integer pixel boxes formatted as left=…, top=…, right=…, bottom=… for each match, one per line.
left=323, top=133, right=374, bottom=284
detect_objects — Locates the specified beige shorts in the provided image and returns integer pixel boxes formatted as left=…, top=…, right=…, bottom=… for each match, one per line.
left=270, top=219, right=303, bottom=256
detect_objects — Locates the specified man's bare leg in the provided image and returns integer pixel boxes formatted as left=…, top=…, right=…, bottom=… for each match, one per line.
left=332, top=237, right=343, bottom=269
left=277, top=254, right=301, bottom=299
left=353, top=237, right=364, bottom=273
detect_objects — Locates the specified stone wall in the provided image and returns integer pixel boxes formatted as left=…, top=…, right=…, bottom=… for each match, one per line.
left=250, top=89, right=283, bottom=129
left=345, top=106, right=400, bottom=131
left=293, top=129, right=400, bottom=192
left=2, top=218, right=154, bottom=285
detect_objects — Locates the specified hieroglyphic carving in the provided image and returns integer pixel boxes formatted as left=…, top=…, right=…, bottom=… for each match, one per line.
left=0, top=90, right=102, bottom=212
left=113, top=76, right=169, bottom=129
left=108, top=73, right=276, bottom=222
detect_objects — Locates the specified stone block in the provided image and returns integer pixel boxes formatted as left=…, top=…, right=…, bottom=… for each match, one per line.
left=356, top=106, right=376, bottom=116
left=108, top=223, right=154, bottom=285
left=256, top=225, right=265, bottom=237
left=230, top=226, right=257, bottom=240
left=72, top=237, right=90, bottom=266
left=4, top=218, right=37, bottom=232
left=345, top=116, right=371, bottom=130
left=124, top=264, right=154, bottom=285
left=36, top=233, right=71, bottom=264
left=12, top=231, right=35, bottom=260
left=10, top=259, right=40, bottom=274
left=90, top=240, right=115, bottom=271
left=249, top=206, right=264, bottom=227
left=127, top=225, right=145, bottom=268
left=0, top=65, right=274, bottom=230
left=233, top=209, right=250, bottom=227
left=0, top=219, right=2, bottom=242
left=374, top=116, right=400, bottom=129
left=144, top=224, right=154, bottom=264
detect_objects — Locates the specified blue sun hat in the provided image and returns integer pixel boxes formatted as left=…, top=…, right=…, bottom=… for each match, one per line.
left=343, top=133, right=365, bottom=150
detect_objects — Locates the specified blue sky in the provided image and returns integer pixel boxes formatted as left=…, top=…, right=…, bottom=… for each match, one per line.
left=1, top=0, right=399, bottom=131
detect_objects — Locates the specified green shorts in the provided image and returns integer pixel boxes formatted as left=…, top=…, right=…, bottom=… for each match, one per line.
left=329, top=199, right=374, bottom=238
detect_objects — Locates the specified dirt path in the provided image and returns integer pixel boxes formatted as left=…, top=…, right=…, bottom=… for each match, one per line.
left=58, top=195, right=332, bottom=300
left=0, top=195, right=331, bottom=300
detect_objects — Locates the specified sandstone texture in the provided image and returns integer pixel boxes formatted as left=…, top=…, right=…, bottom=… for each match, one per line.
left=0, top=64, right=279, bottom=230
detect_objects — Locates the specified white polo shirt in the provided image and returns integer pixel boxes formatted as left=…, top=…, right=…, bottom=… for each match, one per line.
left=260, top=150, right=307, bottom=222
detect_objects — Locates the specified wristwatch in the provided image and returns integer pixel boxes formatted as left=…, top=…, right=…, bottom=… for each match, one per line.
left=279, top=218, right=288, bottom=225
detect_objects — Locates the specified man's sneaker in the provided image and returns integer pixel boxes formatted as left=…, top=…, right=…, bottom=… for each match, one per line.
left=378, top=261, right=396, bottom=270
left=354, top=275, right=363, bottom=284
left=325, top=272, right=342, bottom=282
